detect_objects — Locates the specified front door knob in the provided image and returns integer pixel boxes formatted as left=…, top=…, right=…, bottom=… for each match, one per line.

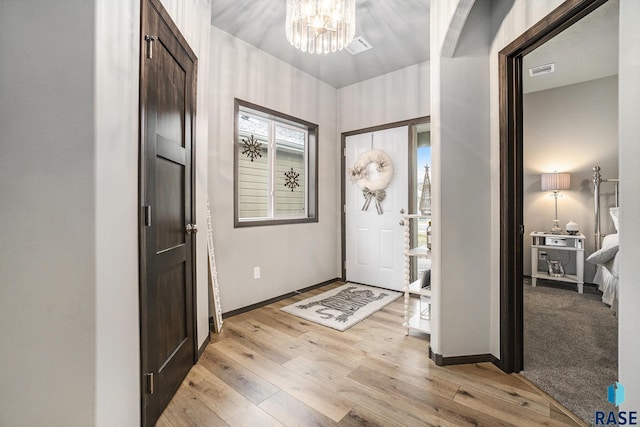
left=185, top=224, right=198, bottom=235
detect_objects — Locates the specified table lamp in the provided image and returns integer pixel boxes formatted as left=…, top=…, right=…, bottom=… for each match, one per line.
left=541, top=172, right=570, bottom=234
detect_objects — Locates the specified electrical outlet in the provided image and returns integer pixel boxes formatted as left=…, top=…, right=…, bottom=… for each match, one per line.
left=253, top=266, right=260, bottom=279
left=539, top=252, right=547, bottom=261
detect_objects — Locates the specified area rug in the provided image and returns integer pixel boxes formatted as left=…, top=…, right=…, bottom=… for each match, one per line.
left=280, top=284, right=401, bottom=331
left=522, top=279, right=618, bottom=426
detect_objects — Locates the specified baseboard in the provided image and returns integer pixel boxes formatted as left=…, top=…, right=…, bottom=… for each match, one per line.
left=429, top=347, right=498, bottom=366
left=197, top=334, right=210, bottom=359
left=214, top=277, right=342, bottom=320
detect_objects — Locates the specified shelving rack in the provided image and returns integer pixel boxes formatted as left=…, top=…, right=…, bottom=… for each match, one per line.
left=402, top=214, right=431, bottom=335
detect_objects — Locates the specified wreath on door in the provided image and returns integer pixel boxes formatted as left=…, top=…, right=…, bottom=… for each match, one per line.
left=348, top=149, right=394, bottom=215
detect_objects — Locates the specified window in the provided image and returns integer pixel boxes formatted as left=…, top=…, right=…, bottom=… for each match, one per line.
left=234, top=99, right=318, bottom=227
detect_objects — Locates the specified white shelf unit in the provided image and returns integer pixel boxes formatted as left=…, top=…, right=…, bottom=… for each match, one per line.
left=402, top=214, right=431, bottom=335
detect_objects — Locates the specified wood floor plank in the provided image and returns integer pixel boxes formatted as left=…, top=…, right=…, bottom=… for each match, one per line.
left=428, top=366, right=552, bottom=416
left=337, top=376, right=461, bottom=427
left=185, top=364, right=283, bottom=426
left=337, top=405, right=405, bottom=427
left=160, top=382, right=230, bottom=427
left=297, top=330, right=367, bottom=362
left=361, top=354, right=460, bottom=400
left=346, top=366, right=514, bottom=427
left=238, top=318, right=361, bottom=376
left=211, top=338, right=356, bottom=422
left=453, top=386, right=574, bottom=427
left=259, top=390, right=337, bottom=427
left=160, top=281, right=586, bottom=426
left=220, top=322, right=293, bottom=365
left=199, top=346, right=279, bottom=405
left=242, top=307, right=310, bottom=338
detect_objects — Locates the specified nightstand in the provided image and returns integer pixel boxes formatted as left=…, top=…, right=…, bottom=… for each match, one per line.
left=530, top=232, right=586, bottom=293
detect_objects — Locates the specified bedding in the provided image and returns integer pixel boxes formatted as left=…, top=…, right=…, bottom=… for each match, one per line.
left=588, top=232, right=619, bottom=311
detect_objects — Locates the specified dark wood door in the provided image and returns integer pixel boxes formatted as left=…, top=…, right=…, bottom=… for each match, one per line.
left=139, top=0, right=198, bottom=425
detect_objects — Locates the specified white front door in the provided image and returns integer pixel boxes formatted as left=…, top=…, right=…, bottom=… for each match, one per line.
left=345, top=126, right=408, bottom=291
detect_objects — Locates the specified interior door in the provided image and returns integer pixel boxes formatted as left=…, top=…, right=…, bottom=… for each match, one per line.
left=345, top=126, right=409, bottom=291
left=139, top=1, right=198, bottom=425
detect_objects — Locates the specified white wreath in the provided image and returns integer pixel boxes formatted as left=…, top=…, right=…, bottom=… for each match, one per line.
left=348, top=149, right=394, bottom=191
left=348, top=149, right=394, bottom=215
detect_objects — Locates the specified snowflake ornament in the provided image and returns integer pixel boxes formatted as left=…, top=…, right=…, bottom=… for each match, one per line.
left=284, top=168, right=300, bottom=191
left=241, top=135, right=262, bottom=162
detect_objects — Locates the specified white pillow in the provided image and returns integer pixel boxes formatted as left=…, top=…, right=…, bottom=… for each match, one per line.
left=587, top=244, right=619, bottom=265
left=610, top=207, right=619, bottom=232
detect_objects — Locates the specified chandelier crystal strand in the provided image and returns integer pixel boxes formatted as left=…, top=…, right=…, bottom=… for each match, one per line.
left=286, top=0, right=356, bottom=54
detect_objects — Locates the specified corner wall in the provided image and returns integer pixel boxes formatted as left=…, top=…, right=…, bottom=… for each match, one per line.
left=618, top=0, right=640, bottom=412
left=208, top=27, right=339, bottom=313
left=0, top=2, right=97, bottom=425
left=430, top=0, right=492, bottom=358
left=337, top=62, right=430, bottom=133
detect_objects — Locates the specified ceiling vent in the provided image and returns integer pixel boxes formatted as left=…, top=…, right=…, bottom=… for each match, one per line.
left=529, top=63, right=555, bottom=77
left=345, top=36, right=372, bottom=55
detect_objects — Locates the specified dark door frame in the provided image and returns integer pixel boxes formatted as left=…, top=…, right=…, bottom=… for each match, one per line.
left=498, top=0, right=608, bottom=373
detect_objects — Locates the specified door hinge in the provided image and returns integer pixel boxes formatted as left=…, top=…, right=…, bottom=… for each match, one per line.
left=519, top=224, right=525, bottom=234
left=144, top=205, right=152, bottom=227
left=144, top=372, right=154, bottom=395
left=144, top=35, right=158, bottom=59
left=343, top=204, right=346, bottom=213
left=343, top=148, right=346, bottom=157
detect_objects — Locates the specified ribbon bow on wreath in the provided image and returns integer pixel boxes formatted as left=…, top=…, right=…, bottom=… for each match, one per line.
left=348, top=149, right=394, bottom=215
left=361, top=188, right=386, bottom=215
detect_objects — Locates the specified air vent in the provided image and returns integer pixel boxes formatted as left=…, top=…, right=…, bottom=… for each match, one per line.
left=529, top=63, right=555, bottom=77
left=345, top=36, right=372, bottom=55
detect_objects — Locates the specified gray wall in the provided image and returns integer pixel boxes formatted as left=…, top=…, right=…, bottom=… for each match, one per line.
left=208, top=27, right=339, bottom=313
left=523, top=76, right=619, bottom=282
left=1, top=0, right=212, bottom=425
left=0, top=1, right=96, bottom=425
left=618, top=0, right=640, bottom=411
left=337, top=61, right=430, bottom=133
left=429, top=0, right=493, bottom=358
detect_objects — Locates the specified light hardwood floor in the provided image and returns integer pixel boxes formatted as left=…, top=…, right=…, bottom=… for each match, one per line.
left=157, top=282, right=584, bottom=426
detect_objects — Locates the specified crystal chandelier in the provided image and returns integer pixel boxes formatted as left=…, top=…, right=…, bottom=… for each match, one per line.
left=285, top=0, right=356, bottom=54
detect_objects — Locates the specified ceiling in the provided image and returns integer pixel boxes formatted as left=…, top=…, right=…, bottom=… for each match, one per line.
left=523, top=0, right=618, bottom=94
left=211, top=0, right=430, bottom=88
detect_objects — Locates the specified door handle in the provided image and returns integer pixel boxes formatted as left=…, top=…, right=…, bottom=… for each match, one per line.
left=399, top=220, right=406, bottom=226
left=400, top=208, right=406, bottom=214
left=185, top=224, right=198, bottom=235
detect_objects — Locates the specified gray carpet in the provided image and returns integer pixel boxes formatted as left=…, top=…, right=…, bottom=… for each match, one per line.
left=523, top=280, right=618, bottom=425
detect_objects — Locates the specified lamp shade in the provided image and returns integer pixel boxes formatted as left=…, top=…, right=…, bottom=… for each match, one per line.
left=541, top=172, right=570, bottom=191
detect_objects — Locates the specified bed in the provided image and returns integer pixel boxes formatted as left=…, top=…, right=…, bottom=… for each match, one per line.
left=586, top=166, right=620, bottom=311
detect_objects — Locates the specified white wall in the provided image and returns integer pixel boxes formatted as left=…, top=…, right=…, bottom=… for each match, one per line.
left=337, top=62, right=430, bottom=133
left=208, top=26, right=339, bottom=313
left=429, top=0, right=493, bottom=358
left=618, top=0, right=640, bottom=412
left=0, top=0, right=211, bottom=425
left=94, top=0, right=140, bottom=424
left=523, top=76, right=619, bottom=281
left=0, top=1, right=97, bottom=426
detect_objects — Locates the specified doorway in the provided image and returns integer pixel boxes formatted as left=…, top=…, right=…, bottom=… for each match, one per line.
left=139, top=0, right=199, bottom=425
left=499, top=0, right=609, bottom=373
left=341, top=118, right=428, bottom=291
